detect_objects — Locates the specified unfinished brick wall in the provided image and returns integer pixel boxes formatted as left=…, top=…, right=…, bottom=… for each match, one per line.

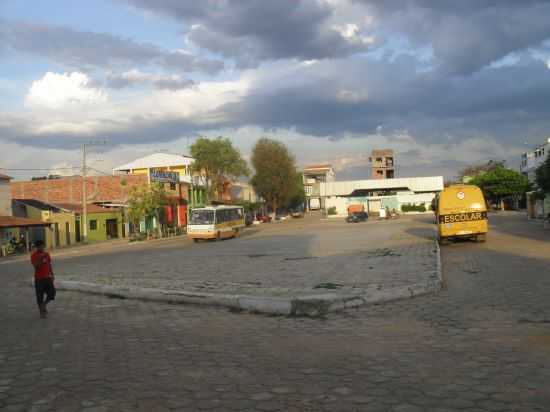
left=10, top=175, right=148, bottom=204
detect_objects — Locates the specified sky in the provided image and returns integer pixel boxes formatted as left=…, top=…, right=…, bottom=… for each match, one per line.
left=1, top=0, right=550, bottom=181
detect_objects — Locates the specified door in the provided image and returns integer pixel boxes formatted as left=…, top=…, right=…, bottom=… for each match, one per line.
left=65, top=222, right=71, bottom=245
left=106, top=219, right=118, bottom=239
left=367, top=199, right=382, bottom=215
left=54, top=223, right=60, bottom=247
left=75, top=219, right=81, bottom=242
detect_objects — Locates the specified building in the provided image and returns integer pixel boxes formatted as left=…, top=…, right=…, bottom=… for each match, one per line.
left=1, top=174, right=53, bottom=254
left=369, top=149, right=395, bottom=179
left=54, top=203, right=124, bottom=242
left=303, top=164, right=335, bottom=210
left=230, top=182, right=260, bottom=203
left=521, top=137, right=550, bottom=219
left=12, top=199, right=76, bottom=249
left=0, top=173, right=13, bottom=216
left=320, top=176, right=444, bottom=216
left=113, top=152, right=208, bottom=206
left=0, top=216, right=51, bottom=256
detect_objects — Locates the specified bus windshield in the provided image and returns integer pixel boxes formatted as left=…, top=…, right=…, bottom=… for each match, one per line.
left=190, top=210, right=214, bottom=225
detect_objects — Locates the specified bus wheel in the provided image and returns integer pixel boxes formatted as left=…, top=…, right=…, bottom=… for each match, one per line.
left=476, top=234, right=487, bottom=243
left=234, top=229, right=240, bottom=238
left=216, top=232, right=221, bottom=241
left=193, top=238, right=199, bottom=243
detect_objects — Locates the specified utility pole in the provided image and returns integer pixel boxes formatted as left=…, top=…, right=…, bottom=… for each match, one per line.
left=82, top=143, right=88, bottom=243
left=81, top=140, right=107, bottom=243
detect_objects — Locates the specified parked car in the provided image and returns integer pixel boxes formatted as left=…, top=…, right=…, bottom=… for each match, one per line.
left=245, top=212, right=254, bottom=226
left=291, top=210, right=304, bottom=218
left=346, top=211, right=369, bottom=223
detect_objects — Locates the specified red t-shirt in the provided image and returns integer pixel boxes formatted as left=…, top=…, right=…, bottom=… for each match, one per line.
left=31, top=251, right=52, bottom=280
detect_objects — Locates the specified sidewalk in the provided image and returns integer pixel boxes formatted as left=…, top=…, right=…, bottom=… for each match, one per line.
left=0, top=234, right=189, bottom=265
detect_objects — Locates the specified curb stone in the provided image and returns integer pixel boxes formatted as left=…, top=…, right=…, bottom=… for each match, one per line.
left=51, top=240, right=442, bottom=317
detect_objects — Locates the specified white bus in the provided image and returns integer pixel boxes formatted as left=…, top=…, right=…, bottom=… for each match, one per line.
left=187, top=205, right=245, bottom=242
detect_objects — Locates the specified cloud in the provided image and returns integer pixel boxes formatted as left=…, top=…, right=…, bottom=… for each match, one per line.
left=24, top=72, right=107, bottom=109
left=0, top=19, right=224, bottom=74
left=106, top=69, right=195, bottom=90
left=121, top=0, right=376, bottom=65
left=360, top=0, right=550, bottom=74
left=219, top=54, right=550, bottom=145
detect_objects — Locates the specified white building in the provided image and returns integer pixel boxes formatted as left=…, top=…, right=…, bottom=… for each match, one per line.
left=521, top=138, right=550, bottom=219
left=520, top=137, right=549, bottom=184
left=320, top=176, right=444, bottom=216
left=303, top=164, right=335, bottom=210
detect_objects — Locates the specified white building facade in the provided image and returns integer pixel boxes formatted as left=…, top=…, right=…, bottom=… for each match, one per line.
left=320, top=176, right=444, bottom=216
left=521, top=138, right=550, bottom=219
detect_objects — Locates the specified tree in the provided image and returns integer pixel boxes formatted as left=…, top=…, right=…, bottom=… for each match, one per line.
left=457, top=160, right=505, bottom=182
left=535, top=154, right=550, bottom=195
left=127, top=183, right=168, bottom=236
left=190, top=137, right=249, bottom=202
left=470, top=165, right=530, bottom=209
left=250, top=138, right=303, bottom=216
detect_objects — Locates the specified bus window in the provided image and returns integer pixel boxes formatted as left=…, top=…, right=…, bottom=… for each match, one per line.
left=190, top=210, right=214, bottom=225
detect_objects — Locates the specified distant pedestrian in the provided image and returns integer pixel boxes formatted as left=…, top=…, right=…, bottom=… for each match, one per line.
left=31, top=240, right=56, bottom=319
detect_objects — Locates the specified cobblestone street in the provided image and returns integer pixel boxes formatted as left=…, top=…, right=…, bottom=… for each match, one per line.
left=52, top=216, right=438, bottom=300
left=1, top=213, right=550, bottom=411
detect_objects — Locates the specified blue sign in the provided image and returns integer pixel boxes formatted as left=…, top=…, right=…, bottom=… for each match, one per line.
left=150, top=170, right=179, bottom=183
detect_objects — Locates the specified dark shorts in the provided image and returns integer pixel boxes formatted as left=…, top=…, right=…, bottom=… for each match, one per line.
left=35, top=278, right=56, bottom=306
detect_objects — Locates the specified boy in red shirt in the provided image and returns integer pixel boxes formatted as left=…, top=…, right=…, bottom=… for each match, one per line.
left=31, top=240, right=56, bottom=318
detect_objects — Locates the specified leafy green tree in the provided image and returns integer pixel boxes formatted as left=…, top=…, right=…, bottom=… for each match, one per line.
left=458, top=160, right=505, bottom=182
left=470, top=165, right=530, bottom=209
left=127, top=183, right=167, bottom=235
left=250, top=138, right=303, bottom=215
left=190, top=137, right=249, bottom=202
left=535, top=154, right=550, bottom=195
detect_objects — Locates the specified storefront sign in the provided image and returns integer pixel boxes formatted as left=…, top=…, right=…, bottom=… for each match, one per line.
left=150, top=170, right=179, bottom=183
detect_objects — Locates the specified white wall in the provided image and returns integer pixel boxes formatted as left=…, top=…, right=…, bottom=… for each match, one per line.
left=325, top=192, right=437, bottom=216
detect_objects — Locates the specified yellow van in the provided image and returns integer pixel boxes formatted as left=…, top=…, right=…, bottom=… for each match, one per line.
left=436, top=185, right=488, bottom=243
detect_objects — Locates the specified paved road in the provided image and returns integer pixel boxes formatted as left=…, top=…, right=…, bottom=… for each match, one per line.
left=50, top=216, right=438, bottom=299
left=1, top=213, right=550, bottom=411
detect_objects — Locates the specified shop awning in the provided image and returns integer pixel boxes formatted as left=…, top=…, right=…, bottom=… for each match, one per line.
left=0, top=216, right=52, bottom=229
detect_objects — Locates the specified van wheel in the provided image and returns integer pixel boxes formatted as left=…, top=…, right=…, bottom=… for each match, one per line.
left=438, top=236, right=450, bottom=246
left=476, top=234, right=487, bottom=243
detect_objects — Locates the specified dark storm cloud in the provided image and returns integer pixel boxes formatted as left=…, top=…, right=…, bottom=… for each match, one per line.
left=0, top=110, right=228, bottom=150
left=360, top=0, right=550, bottom=74
left=0, top=19, right=224, bottom=74
left=121, top=0, right=373, bottom=65
left=220, top=55, right=550, bottom=144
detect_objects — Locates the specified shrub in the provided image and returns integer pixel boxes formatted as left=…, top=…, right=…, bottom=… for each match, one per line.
left=327, top=206, right=337, bottom=215
left=401, top=203, right=427, bottom=213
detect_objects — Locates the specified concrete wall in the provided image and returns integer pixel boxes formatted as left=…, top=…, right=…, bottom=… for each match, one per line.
left=325, top=192, right=437, bottom=216
left=0, top=180, right=12, bottom=216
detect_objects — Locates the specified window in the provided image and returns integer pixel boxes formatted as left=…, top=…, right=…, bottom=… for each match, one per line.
left=89, top=220, right=97, bottom=231
left=170, top=182, right=176, bottom=190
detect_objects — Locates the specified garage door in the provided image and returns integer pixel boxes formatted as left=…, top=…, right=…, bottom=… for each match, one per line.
left=367, top=199, right=382, bottom=214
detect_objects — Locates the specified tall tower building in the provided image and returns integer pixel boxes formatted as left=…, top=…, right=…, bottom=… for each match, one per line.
left=369, top=149, right=395, bottom=179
